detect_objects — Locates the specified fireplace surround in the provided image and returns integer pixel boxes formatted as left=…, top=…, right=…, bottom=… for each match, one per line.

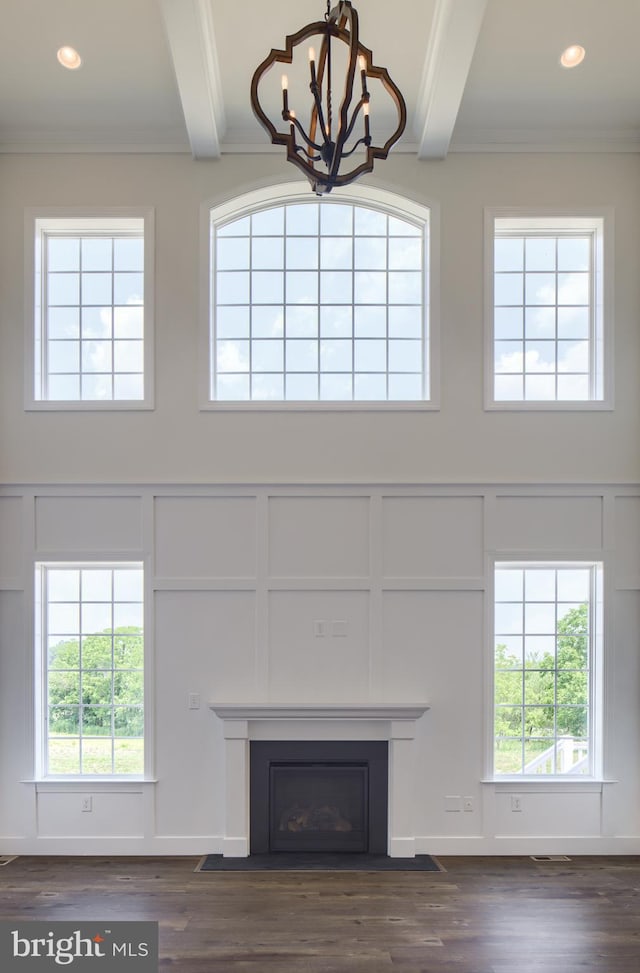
left=210, top=704, right=429, bottom=858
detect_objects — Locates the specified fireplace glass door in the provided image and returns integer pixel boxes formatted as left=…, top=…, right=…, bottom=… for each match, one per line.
left=270, top=763, right=368, bottom=852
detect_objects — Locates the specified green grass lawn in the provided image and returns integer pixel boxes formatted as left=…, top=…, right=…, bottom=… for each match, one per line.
left=48, top=735, right=144, bottom=775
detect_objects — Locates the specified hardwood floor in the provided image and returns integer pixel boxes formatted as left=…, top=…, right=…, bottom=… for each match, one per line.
left=1, top=856, right=640, bottom=972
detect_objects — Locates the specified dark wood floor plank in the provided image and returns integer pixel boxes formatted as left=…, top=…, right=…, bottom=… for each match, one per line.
left=1, top=856, right=640, bottom=972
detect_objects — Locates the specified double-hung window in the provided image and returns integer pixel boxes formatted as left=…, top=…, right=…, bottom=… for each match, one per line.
left=486, top=210, right=612, bottom=408
left=493, top=561, right=602, bottom=777
left=27, top=210, right=154, bottom=408
left=207, top=186, right=435, bottom=406
left=36, top=563, right=145, bottom=777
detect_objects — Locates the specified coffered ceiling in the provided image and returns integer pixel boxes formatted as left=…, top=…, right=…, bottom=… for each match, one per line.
left=2, top=0, right=639, bottom=156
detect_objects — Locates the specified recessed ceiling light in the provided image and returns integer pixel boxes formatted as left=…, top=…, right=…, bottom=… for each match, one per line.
left=560, top=45, right=585, bottom=69
left=57, top=46, right=82, bottom=70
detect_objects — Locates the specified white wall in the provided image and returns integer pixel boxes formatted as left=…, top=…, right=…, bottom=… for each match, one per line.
left=1, top=151, right=639, bottom=854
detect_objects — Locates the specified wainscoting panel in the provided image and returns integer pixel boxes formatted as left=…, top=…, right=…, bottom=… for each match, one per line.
left=268, top=496, right=370, bottom=579
left=381, top=496, right=484, bottom=579
left=34, top=495, right=142, bottom=552
left=0, top=497, right=23, bottom=585
left=154, top=496, right=257, bottom=579
left=493, top=495, right=603, bottom=551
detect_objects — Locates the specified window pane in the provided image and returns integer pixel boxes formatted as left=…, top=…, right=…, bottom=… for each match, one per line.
left=525, top=237, right=555, bottom=271
left=114, top=238, right=144, bottom=272
left=495, top=308, right=524, bottom=340
left=286, top=237, right=317, bottom=270
left=253, top=237, right=284, bottom=270
left=355, top=340, right=386, bottom=372
left=82, top=273, right=112, bottom=304
left=82, top=307, right=112, bottom=339
left=48, top=307, right=80, bottom=340
left=320, top=237, right=353, bottom=270
left=48, top=341, right=79, bottom=373
left=355, top=238, right=387, bottom=270
left=114, top=306, right=143, bottom=340
left=253, top=207, right=284, bottom=235
left=354, top=208, right=386, bottom=234
left=494, top=273, right=522, bottom=305
left=286, top=271, right=318, bottom=304
left=49, top=273, right=80, bottom=305
left=253, top=271, right=283, bottom=304
left=217, top=237, right=250, bottom=270
left=495, top=237, right=523, bottom=272
left=286, top=373, right=318, bottom=399
left=48, top=238, right=80, bottom=272
left=81, top=238, right=112, bottom=271
left=321, top=271, right=352, bottom=304
left=253, top=306, right=283, bottom=338
left=388, top=306, right=422, bottom=338
left=557, top=237, right=590, bottom=271
left=287, top=306, right=318, bottom=338
left=321, top=306, right=352, bottom=337
left=286, top=339, right=318, bottom=371
left=388, top=373, right=422, bottom=400
left=217, top=307, right=250, bottom=339
left=355, top=306, right=386, bottom=337
left=320, top=339, right=352, bottom=372
left=388, top=238, right=421, bottom=271
left=355, top=272, right=386, bottom=304
left=389, top=272, right=421, bottom=304
left=252, top=340, right=283, bottom=372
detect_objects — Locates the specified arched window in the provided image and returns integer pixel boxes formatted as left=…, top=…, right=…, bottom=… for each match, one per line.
left=206, top=184, right=436, bottom=407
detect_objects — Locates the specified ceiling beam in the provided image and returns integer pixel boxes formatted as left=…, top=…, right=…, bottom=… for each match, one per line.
left=414, top=0, right=488, bottom=160
left=159, top=0, right=226, bottom=158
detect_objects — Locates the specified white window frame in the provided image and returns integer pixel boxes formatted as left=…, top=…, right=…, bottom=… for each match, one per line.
left=484, top=208, right=614, bottom=410
left=490, top=558, right=604, bottom=780
left=35, top=561, right=147, bottom=779
left=200, top=182, right=440, bottom=410
left=25, top=207, right=155, bottom=410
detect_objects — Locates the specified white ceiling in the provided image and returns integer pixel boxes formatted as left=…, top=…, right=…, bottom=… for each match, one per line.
left=2, top=0, right=640, bottom=157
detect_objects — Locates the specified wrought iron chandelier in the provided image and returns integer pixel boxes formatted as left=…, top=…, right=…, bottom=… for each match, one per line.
left=250, top=1, right=406, bottom=195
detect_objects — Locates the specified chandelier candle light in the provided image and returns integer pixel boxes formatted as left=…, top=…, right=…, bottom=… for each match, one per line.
left=250, top=1, right=406, bottom=195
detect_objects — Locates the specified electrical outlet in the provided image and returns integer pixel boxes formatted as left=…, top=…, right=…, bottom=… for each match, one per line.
left=188, top=692, right=201, bottom=710
left=313, top=620, right=326, bottom=637
left=81, top=796, right=92, bottom=813
left=511, top=794, right=523, bottom=812
left=463, top=796, right=474, bottom=812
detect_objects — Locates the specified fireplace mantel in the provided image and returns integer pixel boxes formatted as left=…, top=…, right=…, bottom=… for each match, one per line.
left=209, top=704, right=429, bottom=722
left=210, top=703, right=430, bottom=858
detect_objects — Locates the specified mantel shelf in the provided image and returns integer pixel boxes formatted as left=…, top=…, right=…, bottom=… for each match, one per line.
left=209, top=704, right=430, bottom=721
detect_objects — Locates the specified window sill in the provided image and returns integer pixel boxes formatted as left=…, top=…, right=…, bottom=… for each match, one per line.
left=482, top=778, right=616, bottom=791
left=23, top=778, right=158, bottom=788
left=25, top=402, right=154, bottom=412
left=485, top=400, right=613, bottom=412
left=201, top=400, right=439, bottom=413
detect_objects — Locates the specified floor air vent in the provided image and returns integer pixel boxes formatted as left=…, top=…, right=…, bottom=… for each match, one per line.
left=530, top=855, right=571, bottom=862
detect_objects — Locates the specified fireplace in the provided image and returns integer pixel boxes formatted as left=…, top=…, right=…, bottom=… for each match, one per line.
left=250, top=740, right=388, bottom=854
left=210, top=704, right=429, bottom=857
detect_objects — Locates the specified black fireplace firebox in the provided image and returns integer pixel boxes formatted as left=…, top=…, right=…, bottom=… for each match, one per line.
left=250, top=740, right=388, bottom=854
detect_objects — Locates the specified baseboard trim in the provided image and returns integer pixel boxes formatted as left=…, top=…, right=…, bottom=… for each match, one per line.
left=416, top=835, right=640, bottom=855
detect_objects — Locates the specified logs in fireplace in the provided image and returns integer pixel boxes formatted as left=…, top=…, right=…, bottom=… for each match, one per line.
left=250, top=740, right=388, bottom=854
